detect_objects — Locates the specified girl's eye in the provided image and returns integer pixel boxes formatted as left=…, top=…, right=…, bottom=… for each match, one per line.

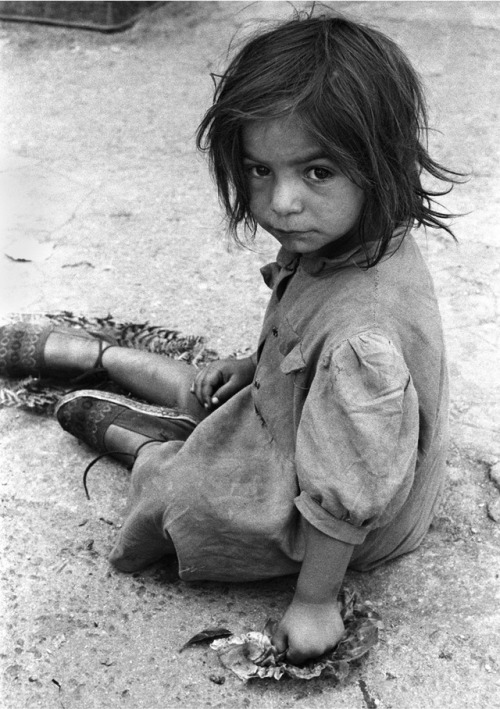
left=245, top=164, right=270, bottom=178
left=306, top=166, right=334, bottom=181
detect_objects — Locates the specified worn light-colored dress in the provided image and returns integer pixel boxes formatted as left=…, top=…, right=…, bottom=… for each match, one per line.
left=110, top=233, right=448, bottom=581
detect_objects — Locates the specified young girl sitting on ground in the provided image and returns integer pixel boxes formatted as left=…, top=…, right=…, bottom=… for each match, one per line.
left=0, top=14, right=460, bottom=664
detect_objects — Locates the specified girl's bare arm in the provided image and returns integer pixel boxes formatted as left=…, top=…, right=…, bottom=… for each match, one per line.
left=272, top=520, right=354, bottom=664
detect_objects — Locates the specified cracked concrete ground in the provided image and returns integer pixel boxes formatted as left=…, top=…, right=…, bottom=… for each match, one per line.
left=1, top=2, right=499, bottom=707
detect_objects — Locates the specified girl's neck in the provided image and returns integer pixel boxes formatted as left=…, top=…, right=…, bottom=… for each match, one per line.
left=308, top=229, right=361, bottom=260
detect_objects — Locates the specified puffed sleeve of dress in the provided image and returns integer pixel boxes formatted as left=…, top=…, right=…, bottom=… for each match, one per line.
left=294, top=330, right=420, bottom=546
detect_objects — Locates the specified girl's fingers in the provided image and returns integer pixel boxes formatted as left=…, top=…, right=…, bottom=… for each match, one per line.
left=190, top=373, right=205, bottom=404
left=274, top=639, right=288, bottom=656
left=191, top=362, right=250, bottom=409
left=271, top=626, right=288, bottom=655
left=192, top=368, right=222, bottom=407
left=210, top=379, right=239, bottom=406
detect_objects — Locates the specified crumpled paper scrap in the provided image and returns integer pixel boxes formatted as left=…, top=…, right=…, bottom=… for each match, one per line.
left=210, top=589, right=383, bottom=682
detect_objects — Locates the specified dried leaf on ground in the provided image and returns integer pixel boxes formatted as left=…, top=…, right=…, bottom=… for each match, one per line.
left=179, top=627, right=232, bottom=652
left=211, top=589, right=383, bottom=682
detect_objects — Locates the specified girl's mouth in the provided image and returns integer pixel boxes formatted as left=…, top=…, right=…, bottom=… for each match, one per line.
left=273, top=228, right=311, bottom=237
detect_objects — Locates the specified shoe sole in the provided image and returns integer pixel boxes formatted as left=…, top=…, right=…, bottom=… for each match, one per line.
left=55, top=389, right=199, bottom=426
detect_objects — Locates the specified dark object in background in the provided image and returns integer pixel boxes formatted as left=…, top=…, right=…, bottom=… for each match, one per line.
left=0, top=1, right=161, bottom=32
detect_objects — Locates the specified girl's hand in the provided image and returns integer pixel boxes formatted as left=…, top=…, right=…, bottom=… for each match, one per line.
left=272, top=597, right=345, bottom=665
left=190, top=355, right=256, bottom=409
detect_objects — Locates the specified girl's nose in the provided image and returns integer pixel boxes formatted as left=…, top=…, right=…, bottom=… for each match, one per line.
left=270, top=179, right=303, bottom=216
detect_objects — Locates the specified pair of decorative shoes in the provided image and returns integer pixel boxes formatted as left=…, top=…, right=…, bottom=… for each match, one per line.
left=2, top=322, right=198, bottom=485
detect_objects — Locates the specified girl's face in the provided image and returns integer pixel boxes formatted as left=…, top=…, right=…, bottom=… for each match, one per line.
left=242, top=117, right=364, bottom=256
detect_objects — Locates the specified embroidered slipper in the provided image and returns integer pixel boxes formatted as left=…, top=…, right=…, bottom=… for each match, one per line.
left=55, top=390, right=198, bottom=454
left=0, top=322, right=117, bottom=380
left=57, top=390, right=199, bottom=500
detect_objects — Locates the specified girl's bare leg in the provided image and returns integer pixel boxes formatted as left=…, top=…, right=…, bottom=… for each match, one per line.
left=44, top=331, right=207, bottom=421
left=101, top=347, right=207, bottom=419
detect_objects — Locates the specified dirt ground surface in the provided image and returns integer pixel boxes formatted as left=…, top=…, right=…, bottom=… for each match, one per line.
left=1, top=2, right=499, bottom=708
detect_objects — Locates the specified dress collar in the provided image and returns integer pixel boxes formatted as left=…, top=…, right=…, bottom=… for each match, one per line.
left=275, top=229, right=407, bottom=276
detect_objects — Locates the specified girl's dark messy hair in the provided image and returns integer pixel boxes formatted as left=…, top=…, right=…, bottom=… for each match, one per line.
left=196, top=12, right=463, bottom=266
